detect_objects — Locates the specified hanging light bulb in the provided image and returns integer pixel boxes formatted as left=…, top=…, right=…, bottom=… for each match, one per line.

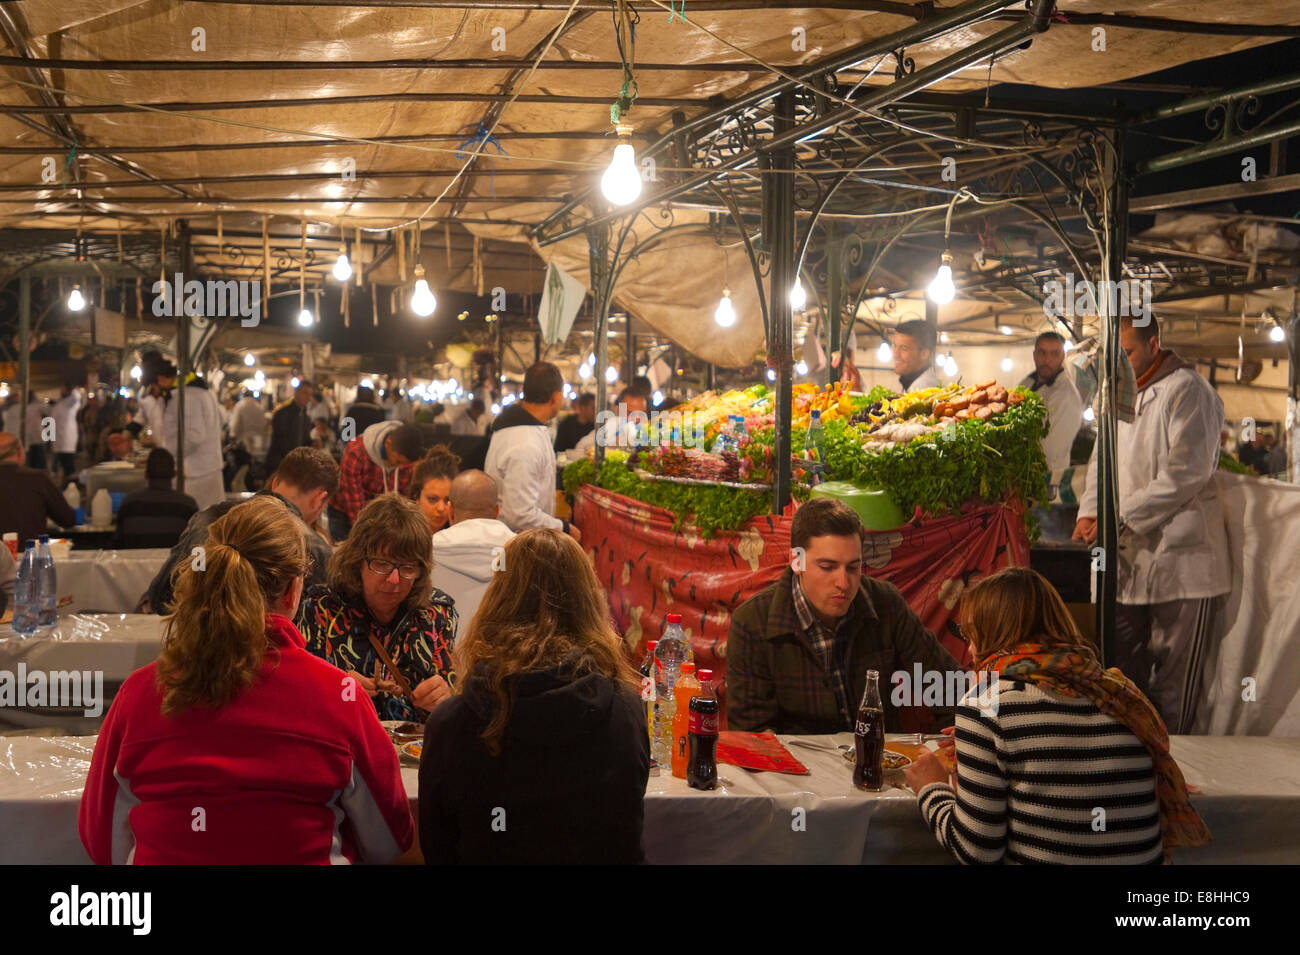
left=877, top=341, right=893, bottom=363
left=789, top=279, right=806, bottom=311
left=794, top=360, right=808, bottom=376
left=244, top=352, right=256, bottom=367
left=490, top=402, right=502, bottom=415
left=291, top=376, right=301, bottom=388
left=652, top=389, right=664, bottom=407
left=935, top=352, right=946, bottom=368
left=67, top=285, right=86, bottom=311
left=410, top=265, right=436, bottom=317
left=361, top=378, right=374, bottom=390
left=926, top=252, right=955, bottom=306
left=600, top=124, right=642, bottom=206
left=714, top=289, right=737, bottom=328
left=999, top=324, right=1014, bottom=336
left=943, top=354, right=958, bottom=377
left=332, top=252, right=353, bottom=282
left=1000, top=356, right=1014, bottom=373
left=1083, top=406, right=1095, bottom=422
left=130, top=365, right=142, bottom=381
left=604, top=365, right=619, bottom=384
left=298, top=306, right=315, bottom=327
left=1270, top=324, right=1286, bottom=343
left=578, top=362, right=593, bottom=380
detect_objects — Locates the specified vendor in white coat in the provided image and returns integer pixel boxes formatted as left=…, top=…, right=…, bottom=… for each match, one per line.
left=431, top=470, right=516, bottom=642
left=484, top=362, right=581, bottom=541
left=1073, top=314, right=1228, bottom=734
left=1018, top=331, right=1084, bottom=487
left=159, top=368, right=227, bottom=510
left=893, top=319, right=942, bottom=393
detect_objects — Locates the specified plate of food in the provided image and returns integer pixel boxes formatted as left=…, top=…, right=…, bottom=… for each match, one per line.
left=399, top=740, right=423, bottom=764
left=882, top=749, right=913, bottom=770
left=381, top=720, right=424, bottom=742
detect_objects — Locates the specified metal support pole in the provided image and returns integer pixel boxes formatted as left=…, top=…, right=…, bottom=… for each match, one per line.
left=176, top=222, right=191, bottom=494
left=1095, top=129, right=1127, bottom=666
left=768, top=91, right=796, bottom=514
left=18, top=272, right=30, bottom=453
left=826, top=222, right=842, bottom=387
left=627, top=314, right=636, bottom=386
left=587, top=223, right=612, bottom=468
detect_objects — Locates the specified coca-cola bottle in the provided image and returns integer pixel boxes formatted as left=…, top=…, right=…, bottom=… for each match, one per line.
left=687, top=668, right=719, bottom=790
left=638, top=640, right=659, bottom=769
left=852, top=669, right=885, bottom=791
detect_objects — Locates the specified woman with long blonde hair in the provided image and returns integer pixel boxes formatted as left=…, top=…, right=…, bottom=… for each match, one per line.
left=905, top=566, right=1210, bottom=864
left=418, top=527, right=649, bottom=864
left=79, top=495, right=415, bottom=864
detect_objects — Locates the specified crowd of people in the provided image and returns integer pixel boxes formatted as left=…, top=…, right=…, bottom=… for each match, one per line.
left=3, top=352, right=1211, bottom=865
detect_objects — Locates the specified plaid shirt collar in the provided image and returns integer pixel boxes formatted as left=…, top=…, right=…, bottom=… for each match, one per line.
left=790, top=575, right=857, bottom=718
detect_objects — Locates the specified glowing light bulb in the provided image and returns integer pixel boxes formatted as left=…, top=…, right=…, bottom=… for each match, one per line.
left=927, top=253, right=955, bottom=306
left=298, top=307, right=314, bottom=327
left=490, top=402, right=502, bottom=415
left=244, top=352, right=256, bottom=367
left=67, top=286, right=85, bottom=311
left=877, top=341, right=892, bottom=363
left=939, top=332, right=950, bottom=344
left=794, top=360, right=808, bottom=376
left=766, top=368, right=777, bottom=382
left=332, top=253, right=352, bottom=282
left=714, top=290, right=736, bottom=328
left=605, top=365, right=619, bottom=383
left=578, top=362, right=592, bottom=380
left=291, top=376, right=301, bottom=388
left=130, top=365, right=142, bottom=381
left=789, top=280, right=806, bottom=311
left=600, top=127, right=642, bottom=206
left=999, top=324, right=1014, bottom=336
left=1083, top=406, right=1095, bottom=422
left=652, top=389, right=664, bottom=406
left=1270, top=325, right=1286, bottom=343
left=1000, top=356, right=1013, bottom=373
left=361, top=378, right=374, bottom=389
left=943, top=355, right=958, bottom=377
left=935, top=352, right=945, bottom=368
left=410, top=267, right=436, bottom=317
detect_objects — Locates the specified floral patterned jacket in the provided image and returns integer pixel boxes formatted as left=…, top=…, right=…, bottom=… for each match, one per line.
left=296, top=585, right=458, bottom=722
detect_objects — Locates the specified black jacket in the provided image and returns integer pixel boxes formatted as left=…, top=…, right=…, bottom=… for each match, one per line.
left=264, top=401, right=313, bottom=476
left=419, top=657, right=650, bottom=864
left=142, top=489, right=331, bottom=612
left=114, top=483, right=199, bottom=549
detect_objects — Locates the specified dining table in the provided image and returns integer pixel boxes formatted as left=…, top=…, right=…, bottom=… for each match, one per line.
left=2, top=732, right=1296, bottom=865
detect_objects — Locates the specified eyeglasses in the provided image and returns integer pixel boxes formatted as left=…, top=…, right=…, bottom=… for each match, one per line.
left=363, top=556, right=422, bottom=580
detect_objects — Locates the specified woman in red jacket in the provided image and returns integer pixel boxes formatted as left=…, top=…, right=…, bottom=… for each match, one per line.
left=78, top=495, right=416, bottom=864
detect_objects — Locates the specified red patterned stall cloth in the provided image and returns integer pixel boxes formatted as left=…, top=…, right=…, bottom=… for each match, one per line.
left=573, top=484, right=1031, bottom=726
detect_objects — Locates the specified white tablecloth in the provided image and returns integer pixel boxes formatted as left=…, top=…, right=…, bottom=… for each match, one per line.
left=57, top=549, right=169, bottom=613
left=3, top=733, right=1296, bottom=865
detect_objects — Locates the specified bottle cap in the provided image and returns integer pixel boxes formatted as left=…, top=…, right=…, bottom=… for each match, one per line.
left=25, top=539, right=36, bottom=549
left=681, top=662, right=696, bottom=675
left=810, top=409, right=820, bottom=418
left=646, top=640, right=658, bottom=650
left=698, top=669, right=713, bottom=681
left=39, top=535, right=49, bottom=543
left=665, top=613, right=682, bottom=624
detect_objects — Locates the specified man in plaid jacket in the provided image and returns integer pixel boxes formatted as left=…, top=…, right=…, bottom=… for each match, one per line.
left=328, top=420, right=424, bottom=540
left=727, top=498, right=962, bottom=735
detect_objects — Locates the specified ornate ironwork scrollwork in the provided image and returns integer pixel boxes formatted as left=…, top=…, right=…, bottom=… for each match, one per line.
left=1204, top=94, right=1262, bottom=140
left=891, top=48, right=915, bottom=80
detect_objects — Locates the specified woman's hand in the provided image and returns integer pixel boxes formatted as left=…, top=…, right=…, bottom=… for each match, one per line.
left=412, top=674, right=452, bottom=712
left=905, top=749, right=954, bottom=792
left=347, top=670, right=399, bottom=698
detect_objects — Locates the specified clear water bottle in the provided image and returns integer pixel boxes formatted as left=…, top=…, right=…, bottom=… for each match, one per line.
left=36, top=535, right=57, bottom=628
left=710, top=420, right=733, bottom=455
left=730, top=414, right=749, bottom=445
left=12, top=540, right=38, bottom=635
left=652, top=613, right=693, bottom=766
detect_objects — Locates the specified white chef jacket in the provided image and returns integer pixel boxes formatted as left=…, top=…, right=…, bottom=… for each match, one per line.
left=902, top=365, right=943, bottom=393
left=161, top=384, right=226, bottom=508
left=51, top=390, right=82, bottom=453
left=1079, top=360, right=1229, bottom=604
left=1018, top=369, right=1084, bottom=483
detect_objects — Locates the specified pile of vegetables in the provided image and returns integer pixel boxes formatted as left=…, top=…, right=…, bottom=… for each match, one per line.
left=564, top=379, right=1050, bottom=536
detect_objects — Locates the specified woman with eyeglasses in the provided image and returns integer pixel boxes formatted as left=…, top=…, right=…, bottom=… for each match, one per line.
left=297, top=493, right=458, bottom=722
left=78, top=496, right=416, bottom=864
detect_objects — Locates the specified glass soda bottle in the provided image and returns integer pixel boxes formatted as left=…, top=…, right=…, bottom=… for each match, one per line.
left=687, top=668, right=719, bottom=790
left=652, top=613, right=692, bottom=766
left=670, top=662, right=700, bottom=779
left=638, top=640, right=659, bottom=768
left=853, top=669, right=885, bottom=791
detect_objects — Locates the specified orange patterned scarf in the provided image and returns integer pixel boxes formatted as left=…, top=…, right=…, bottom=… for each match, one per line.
left=979, top=642, right=1211, bottom=862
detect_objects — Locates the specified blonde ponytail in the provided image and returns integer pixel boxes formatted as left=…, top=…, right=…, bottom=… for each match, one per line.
left=156, top=496, right=308, bottom=715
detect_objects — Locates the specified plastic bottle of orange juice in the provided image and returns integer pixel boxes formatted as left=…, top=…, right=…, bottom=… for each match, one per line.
left=671, top=662, right=701, bottom=779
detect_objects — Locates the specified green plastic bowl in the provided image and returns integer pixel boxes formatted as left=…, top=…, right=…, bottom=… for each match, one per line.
left=810, top=481, right=906, bottom=530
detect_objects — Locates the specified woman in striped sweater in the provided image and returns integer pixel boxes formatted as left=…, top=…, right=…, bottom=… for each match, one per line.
left=904, top=567, right=1210, bottom=864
